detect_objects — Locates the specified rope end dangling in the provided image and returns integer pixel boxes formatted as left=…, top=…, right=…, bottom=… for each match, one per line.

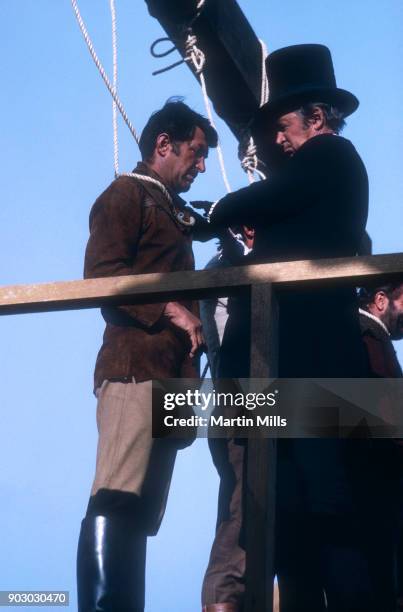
left=150, top=37, right=186, bottom=76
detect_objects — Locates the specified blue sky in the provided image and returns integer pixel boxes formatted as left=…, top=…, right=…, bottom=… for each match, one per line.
left=1, top=1, right=402, bottom=610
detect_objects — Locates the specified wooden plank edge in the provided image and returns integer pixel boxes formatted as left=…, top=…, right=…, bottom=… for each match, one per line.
left=1, top=252, right=403, bottom=315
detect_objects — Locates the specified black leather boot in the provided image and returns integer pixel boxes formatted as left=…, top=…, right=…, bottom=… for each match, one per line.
left=77, top=515, right=146, bottom=612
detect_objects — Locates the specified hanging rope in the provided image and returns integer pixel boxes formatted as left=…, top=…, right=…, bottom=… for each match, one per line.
left=239, top=38, right=269, bottom=183
left=148, top=0, right=231, bottom=193
left=184, top=23, right=269, bottom=186
left=110, top=0, right=119, bottom=177
left=184, top=31, right=232, bottom=193
left=72, top=0, right=266, bottom=201
left=71, top=0, right=190, bottom=207
left=259, top=38, right=269, bottom=107
left=71, top=0, right=140, bottom=147
left=109, top=2, right=190, bottom=206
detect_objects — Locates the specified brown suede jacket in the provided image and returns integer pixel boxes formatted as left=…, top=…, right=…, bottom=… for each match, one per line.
left=84, top=163, right=209, bottom=389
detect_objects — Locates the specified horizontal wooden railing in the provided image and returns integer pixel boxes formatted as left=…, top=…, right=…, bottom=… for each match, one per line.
left=1, top=252, right=403, bottom=315
left=1, top=251, right=403, bottom=612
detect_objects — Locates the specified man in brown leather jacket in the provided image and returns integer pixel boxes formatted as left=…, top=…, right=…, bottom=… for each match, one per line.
left=77, top=100, right=217, bottom=612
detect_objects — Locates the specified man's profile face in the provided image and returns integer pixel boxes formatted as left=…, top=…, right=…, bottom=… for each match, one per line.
left=274, top=111, right=313, bottom=157
left=384, top=290, right=403, bottom=340
left=168, top=126, right=209, bottom=193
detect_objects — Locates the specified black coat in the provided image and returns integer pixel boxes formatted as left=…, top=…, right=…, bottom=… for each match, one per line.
left=210, top=133, right=370, bottom=378
left=360, top=311, right=403, bottom=378
left=211, top=134, right=380, bottom=518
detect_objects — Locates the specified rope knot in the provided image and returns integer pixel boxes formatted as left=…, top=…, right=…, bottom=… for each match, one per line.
left=239, top=136, right=267, bottom=182
left=185, top=32, right=206, bottom=74
left=240, top=136, right=258, bottom=172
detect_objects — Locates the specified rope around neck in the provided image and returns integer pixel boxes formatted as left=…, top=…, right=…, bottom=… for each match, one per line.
left=120, top=173, right=195, bottom=226
left=120, top=172, right=172, bottom=204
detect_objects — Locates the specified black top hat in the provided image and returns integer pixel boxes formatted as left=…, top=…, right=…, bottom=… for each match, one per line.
left=254, top=44, right=358, bottom=125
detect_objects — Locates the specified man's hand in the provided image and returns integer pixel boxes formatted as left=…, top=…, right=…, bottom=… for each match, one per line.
left=163, top=302, right=205, bottom=358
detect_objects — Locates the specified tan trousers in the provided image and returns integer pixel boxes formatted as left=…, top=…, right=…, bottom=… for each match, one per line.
left=91, top=379, right=176, bottom=534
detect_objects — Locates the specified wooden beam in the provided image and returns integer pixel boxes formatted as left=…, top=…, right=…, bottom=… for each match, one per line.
left=250, top=284, right=279, bottom=379
left=1, top=252, right=403, bottom=316
left=245, top=284, right=279, bottom=612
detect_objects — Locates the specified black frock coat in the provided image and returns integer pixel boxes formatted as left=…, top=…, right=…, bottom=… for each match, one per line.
left=210, top=133, right=370, bottom=380
left=210, top=133, right=377, bottom=517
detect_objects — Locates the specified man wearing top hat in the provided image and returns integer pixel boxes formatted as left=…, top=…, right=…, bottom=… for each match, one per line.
left=202, top=44, right=398, bottom=612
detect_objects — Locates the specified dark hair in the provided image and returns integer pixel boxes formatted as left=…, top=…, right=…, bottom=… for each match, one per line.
left=298, top=102, right=346, bottom=134
left=139, top=99, right=218, bottom=160
left=358, top=278, right=403, bottom=309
